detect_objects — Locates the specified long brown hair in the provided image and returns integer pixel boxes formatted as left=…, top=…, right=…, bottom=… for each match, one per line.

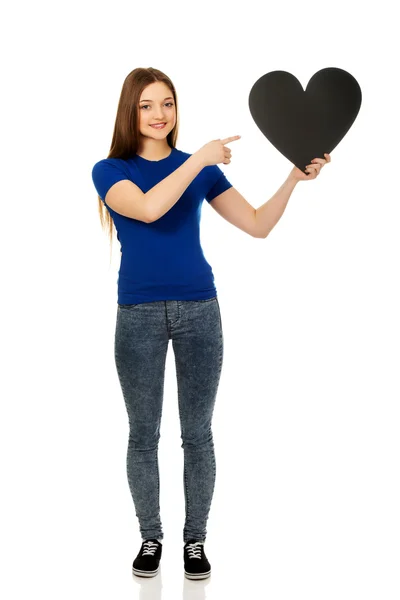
left=96, top=67, right=180, bottom=261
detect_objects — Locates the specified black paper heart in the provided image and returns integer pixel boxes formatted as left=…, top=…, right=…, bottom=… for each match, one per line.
left=248, top=67, right=362, bottom=173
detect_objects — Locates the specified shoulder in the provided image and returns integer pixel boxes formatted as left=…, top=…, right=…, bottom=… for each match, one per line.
left=92, top=157, right=129, bottom=173
left=171, top=148, right=192, bottom=166
left=175, top=148, right=190, bottom=159
left=91, top=158, right=133, bottom=201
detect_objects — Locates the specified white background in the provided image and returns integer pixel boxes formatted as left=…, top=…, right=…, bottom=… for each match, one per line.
left=2, top=1, right=399, bottom=598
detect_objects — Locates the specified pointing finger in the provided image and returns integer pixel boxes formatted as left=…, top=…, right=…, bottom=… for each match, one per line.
left=221, top=135, right=241, bottom=145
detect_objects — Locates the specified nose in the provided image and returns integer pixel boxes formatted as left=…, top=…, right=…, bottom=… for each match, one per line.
left=153, top=106, right=167, bottom=119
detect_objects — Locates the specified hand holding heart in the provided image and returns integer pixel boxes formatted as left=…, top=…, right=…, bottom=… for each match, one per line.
left=289, top=152, right=332, bottom=182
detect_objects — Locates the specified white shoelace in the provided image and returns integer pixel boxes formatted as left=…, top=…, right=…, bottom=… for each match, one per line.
left=141, top=541, right=159, bottom=556
left=186, top=541, right=204, bottom=559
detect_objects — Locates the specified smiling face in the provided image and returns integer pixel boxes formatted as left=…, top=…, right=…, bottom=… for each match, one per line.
left=138, top=81, right=176, bottom=140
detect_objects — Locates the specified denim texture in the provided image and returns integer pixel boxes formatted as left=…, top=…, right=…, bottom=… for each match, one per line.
left=114, top=297, right=223, bottom=543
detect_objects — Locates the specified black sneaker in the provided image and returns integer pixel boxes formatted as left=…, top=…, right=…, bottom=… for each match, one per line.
left=184, top=539, right=211, bottom=580
left=132, top=539, right=162, bottom=578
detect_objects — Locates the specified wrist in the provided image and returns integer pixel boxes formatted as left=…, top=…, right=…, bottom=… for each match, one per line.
left=287, top=171, right=299, bottom=186
left=191, top=151, right=206, bottom=170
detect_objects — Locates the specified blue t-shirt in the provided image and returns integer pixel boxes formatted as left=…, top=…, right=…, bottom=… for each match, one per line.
left=91, top=146, right=232, bottom=305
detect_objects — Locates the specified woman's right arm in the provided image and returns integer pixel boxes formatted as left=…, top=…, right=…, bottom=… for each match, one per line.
left=104, top=152, right=205, bottom=222
left=105, top=137, right=239, bottom=222
left=144, top=152, right=206, bottom=222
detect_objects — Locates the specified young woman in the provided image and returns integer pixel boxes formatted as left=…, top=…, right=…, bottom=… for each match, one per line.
left=91, top=67, right=331, bottom=580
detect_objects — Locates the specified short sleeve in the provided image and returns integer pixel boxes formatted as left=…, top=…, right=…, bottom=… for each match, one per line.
left=205, top=165, right=233, bottom=203
left=91, top=159, right=129, bottom=202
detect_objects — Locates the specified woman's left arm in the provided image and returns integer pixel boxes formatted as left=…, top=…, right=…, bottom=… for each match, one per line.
left=254, top=153, right=331, bottom=238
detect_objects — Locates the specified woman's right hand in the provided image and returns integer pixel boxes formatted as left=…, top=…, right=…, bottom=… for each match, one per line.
left=195, top=135, right=241, bottom=167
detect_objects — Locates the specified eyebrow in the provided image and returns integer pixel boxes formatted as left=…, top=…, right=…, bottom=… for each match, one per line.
left=139, top=97, right=174, bottom=102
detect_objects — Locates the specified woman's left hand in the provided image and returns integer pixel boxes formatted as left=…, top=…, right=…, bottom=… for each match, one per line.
left=289, top=153, right=331, bottom=182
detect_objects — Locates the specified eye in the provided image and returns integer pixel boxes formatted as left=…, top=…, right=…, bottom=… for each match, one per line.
left=140, top=102, right=174, bottom=110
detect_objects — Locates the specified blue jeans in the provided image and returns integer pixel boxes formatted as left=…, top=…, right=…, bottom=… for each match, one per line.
left=114, top=297, right=223, bottom=544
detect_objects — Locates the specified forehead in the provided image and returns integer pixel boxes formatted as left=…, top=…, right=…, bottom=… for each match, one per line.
left=140, top=81, right=172, bottom=99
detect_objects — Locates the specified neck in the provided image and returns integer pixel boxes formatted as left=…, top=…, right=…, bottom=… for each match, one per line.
left=137, top=138, right=171, bottom=161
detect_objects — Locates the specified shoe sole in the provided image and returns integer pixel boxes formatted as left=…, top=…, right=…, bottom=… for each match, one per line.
left=184, top=569, right=211, bottom=580
left=132, top=566, right=159, bottom=577
left=132, top=566, right=210, bottom=579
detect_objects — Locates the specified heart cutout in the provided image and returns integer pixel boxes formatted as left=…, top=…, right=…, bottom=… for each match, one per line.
left=248, top=67, right=362, bottom=172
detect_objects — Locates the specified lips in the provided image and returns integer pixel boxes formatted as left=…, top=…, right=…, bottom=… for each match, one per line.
left=150, top=123, right=166, bottom=128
